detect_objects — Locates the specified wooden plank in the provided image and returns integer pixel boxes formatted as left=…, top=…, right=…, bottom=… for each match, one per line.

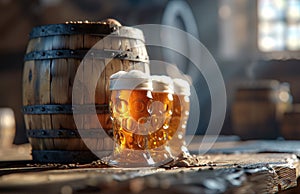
left=188, top=138, right=300, bottom=155
left=104, top=59, right=122, bottom=104
left=95, top=59, right=106, bottom=105
left=0, top=153, right=298, bottom=194
left=103, top=36, right=112, bottom=50
left=120, top=37, right=130, bottom=51
left=136, top=39, right=147, bottom=58
left=37, top=59, right=52, bottom=149
left=111, top=37, right=121, bottom=50
left=23, top=60, right=52, bottom=150
left=50, top=58, right=70, bottom=104
left=95, top=59, right=110, bottom=137
left=51, top=35, right=69, bottom=50
left=69, top=34, right=83, bottom=50
left=130, top=39, right=138, bottom=56
left=70, top=58, right=87, bottom=151
left=93, top=57, right=110, bottom=150
left=22, top=60, right=37, bottom=149
left=121, top=59, right=131, bottom=71
left=84, top=34, right=100, bottom=49
left=22, top=61, right=35, bottom=106
left=50, top=58, right=85, bottom=150
left=81, top=57, right=98, bottom=151
left=93, top=36, right=104, bottom=50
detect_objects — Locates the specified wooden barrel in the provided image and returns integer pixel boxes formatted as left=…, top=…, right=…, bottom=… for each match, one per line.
left=281, top=104, right=300, bottom=140
left=231, top=80, right=292, bottom=140
left=22, top=21, right=150, bottom=163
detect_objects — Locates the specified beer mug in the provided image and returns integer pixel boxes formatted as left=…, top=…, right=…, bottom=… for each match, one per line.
left=148, top=75, right=174, bottom=162
left=168, top=78, right=191, bottom=157
left=108, top=71, right=175, bottom=167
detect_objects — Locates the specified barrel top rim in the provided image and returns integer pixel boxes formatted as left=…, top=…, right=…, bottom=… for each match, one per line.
left=31, top=22, right=117, bottom=29
left=29, top=22, right=145, bottom=40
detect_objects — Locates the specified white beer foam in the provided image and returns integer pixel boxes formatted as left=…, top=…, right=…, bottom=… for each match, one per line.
left=109, top=70, right=127, bottom=79
left=110, top=70, right=152, bottom=90
left=151, top=75, right=174, bottom=93
left=151, top=75, right=173, bottom=85
left=173, top=78, right=191, bottom=96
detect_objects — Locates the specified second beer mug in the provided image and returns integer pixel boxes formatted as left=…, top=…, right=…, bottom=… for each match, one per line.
left=168, top=78, right=191, bottom=157
left=108, top=71, right=175, bottom=167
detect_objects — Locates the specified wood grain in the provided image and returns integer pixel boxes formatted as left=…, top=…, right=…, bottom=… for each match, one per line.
left=22, top=23, right=150, bottom=162
left=0, top=153, right=298, bottom=194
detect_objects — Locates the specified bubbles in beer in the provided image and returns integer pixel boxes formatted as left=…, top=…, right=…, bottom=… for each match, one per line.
left=115, top=99, right=128, bottom=114
left=168, top=78, right=191, bottom=156
left=109, top=70, right=191, bottom=166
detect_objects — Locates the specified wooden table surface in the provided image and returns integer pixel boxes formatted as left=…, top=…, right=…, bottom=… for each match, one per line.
left=1, top=137, right=300, bottom=194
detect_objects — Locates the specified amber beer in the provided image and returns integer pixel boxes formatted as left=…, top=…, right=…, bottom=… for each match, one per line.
left=168, top=78, right=191, bottom=156
left=148, top=76, right=174, bottom=149
left=109, top=71, right=175, bottom=167
left=110, top=89, right=153, bottom=150
left=109, top=71, right=153, bottom=151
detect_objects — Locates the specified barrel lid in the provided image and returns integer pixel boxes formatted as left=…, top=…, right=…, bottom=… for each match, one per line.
left=29, top=21, right=145, bottom=42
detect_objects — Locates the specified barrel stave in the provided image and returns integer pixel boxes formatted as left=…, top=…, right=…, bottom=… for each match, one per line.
left=23, top=22, right=149, bottom=163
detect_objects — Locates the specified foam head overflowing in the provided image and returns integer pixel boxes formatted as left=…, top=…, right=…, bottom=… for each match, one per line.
left=110, top=70, right=152, bottom=90
left=173, top=78, right=191, bottom=96
left=151, top=75, right=174, bottom=93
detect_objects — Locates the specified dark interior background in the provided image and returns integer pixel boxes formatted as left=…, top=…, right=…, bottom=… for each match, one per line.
left=0, top=0, right=298, bottom=144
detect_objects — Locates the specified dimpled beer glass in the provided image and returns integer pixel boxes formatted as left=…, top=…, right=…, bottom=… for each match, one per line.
left=148, top=75, right=174, bottom=162
left=168, top=78, right=191, bottom=157
left=108, top=70, right=174, bottom=167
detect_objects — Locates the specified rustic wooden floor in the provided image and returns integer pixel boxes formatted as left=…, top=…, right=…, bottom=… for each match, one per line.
left=1, top=138, right=300, bottom=193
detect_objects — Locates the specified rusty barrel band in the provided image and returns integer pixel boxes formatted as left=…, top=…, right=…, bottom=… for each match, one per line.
left=31, top=150, right=101, bottom=163
left=24, top=49, right=149, bottom=62
left=30, top=23, right=113, bottom=38
left=23, top=104, right=109, bottom=114
left=26, top=129, right=109, bottom=138
left=29, top=23, right=145, bottom=41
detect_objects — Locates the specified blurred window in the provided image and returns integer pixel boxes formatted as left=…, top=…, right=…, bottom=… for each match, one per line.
left=258, top=0, right=300, bottom=52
